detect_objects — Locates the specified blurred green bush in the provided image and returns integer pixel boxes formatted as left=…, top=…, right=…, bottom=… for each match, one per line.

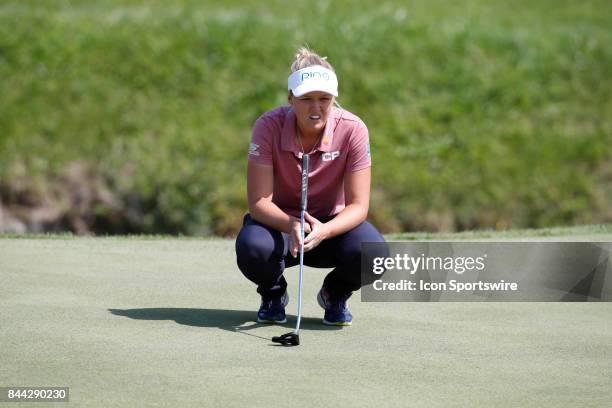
left=0, top=0, right=610, bottom=235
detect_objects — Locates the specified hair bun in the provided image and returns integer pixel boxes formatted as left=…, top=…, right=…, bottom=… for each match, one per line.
left=295, top=47, right=312, bottom=60
left=290, top=46, right=334, bottom=73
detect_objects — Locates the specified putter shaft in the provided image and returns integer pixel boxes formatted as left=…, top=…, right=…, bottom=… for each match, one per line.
left=295, top=154, right=309, bottom=336
left=272, top=154, right=309, bottom=347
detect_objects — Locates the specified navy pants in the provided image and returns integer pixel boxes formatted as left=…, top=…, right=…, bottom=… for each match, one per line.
left=235, top=213, right=388, bottom=299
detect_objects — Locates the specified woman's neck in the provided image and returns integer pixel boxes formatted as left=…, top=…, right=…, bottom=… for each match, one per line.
left=297, top=127, right=324, bottom=153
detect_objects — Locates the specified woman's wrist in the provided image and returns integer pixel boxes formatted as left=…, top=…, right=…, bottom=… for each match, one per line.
left=287, top=216, right=301, bottom=233
left=321, top=222, right=333, bottom=239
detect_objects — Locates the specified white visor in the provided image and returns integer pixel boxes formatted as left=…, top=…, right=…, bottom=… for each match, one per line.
left=288, top=65, right=338, bottom=97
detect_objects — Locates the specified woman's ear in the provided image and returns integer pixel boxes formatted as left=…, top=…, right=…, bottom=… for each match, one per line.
left=287, top=92, right=294, bottom=106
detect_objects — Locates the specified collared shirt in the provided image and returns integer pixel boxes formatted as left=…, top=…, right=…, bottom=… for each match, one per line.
left=248, top=105, right=371, bottom=218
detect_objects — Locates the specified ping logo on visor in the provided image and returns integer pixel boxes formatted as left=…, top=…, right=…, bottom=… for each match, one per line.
left=301, top=71, right=330, bottom=81
left=288, top=65, right=339, bottom=97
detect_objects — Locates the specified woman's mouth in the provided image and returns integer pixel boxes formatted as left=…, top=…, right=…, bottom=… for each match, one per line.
left=309, top=114, right=321, bottom=120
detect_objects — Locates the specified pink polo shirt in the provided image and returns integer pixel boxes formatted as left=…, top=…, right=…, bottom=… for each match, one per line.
left=248, top=105, right=371, bottom=218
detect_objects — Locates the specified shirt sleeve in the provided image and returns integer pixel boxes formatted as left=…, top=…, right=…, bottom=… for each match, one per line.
left=247, top=117, right=274, bottom=166
left=346, top=121, right=372, bottom=172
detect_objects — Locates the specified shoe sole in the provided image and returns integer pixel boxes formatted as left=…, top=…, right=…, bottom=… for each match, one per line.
left=257, top=317, right=287, bottom=324
left=322, top=318, right=352, bottom=326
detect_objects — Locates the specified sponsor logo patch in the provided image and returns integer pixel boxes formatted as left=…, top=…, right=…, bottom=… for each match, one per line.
left=249, top=142, right=260, bottom=156
left=322, top=151, right=341, bottom=161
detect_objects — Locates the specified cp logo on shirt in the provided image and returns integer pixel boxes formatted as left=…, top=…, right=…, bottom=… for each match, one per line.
left=322, top=151, right=340, bottom=161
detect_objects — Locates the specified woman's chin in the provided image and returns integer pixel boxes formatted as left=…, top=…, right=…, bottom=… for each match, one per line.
left=302, top=121, right=325, bottom=134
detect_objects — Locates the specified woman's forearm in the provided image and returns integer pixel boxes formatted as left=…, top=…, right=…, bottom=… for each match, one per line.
left=249, top=199, right=297, bottom=234
left=324, top=203, right=368, bottom=238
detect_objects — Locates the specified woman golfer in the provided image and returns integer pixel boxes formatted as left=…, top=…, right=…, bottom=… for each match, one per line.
left=235, top=47, right=387, bottom=326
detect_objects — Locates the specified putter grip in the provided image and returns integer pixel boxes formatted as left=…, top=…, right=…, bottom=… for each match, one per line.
left=300, top=154, right=309, bottom=211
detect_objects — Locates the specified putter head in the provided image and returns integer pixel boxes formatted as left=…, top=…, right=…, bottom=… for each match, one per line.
left=272, top=332, right=300, bottom=346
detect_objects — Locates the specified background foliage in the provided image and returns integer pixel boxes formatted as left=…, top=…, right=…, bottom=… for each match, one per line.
left=1, top=0, right=610, bottom=235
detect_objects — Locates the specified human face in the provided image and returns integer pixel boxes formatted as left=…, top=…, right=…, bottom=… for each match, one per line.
left=288, top=91, right=334, bottom=137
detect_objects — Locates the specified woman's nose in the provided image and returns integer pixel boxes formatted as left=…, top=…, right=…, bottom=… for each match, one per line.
left=311, top=101, right=323, bottom=111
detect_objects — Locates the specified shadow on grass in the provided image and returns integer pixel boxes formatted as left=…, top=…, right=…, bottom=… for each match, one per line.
left=108, top=307, right=342, bottom=340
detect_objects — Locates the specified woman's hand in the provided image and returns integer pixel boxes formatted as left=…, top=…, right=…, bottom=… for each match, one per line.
left=289, top=217, right=311, bottom=257
left=303, top=212, right=331, bottom=252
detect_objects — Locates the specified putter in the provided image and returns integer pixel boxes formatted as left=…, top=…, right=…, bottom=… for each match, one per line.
left=272, top=154, right=309, bottom=347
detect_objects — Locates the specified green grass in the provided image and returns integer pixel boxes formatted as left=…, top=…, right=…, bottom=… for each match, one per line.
left=1, top=236, right=611, bottom=407
left=1, top=223, right=610, bottom=241
left=1, top=0, right=610, bottom=235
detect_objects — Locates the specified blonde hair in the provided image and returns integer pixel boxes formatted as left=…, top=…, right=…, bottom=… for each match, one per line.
left=290, top=46, right=335, bottom=73
left=289, top=46, right=341, bottom=107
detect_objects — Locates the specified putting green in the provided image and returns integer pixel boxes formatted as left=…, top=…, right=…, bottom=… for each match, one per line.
left=1, top=237, right=610, bottom=407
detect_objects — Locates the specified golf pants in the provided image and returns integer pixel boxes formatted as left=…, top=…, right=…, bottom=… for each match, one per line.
left=235, top=213, right=388, bottom=299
